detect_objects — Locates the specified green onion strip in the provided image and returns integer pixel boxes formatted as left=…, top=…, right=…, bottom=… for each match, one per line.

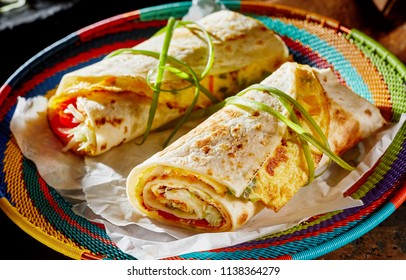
left=105, top=17, right=217, bottom=146
left=140, top=16, right=176, bottom=145
left=178, top=21, right=215, bottom=80
left=226, top=85, right=355, bottom=183
left=276, top=95, right=316, bottom=183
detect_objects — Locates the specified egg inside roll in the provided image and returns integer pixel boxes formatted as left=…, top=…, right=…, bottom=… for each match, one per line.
left=47, top=10, right=290, bottom=156
left=126, top=62, right=386, bottom=232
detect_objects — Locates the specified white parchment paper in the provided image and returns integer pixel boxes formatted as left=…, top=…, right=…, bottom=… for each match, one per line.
left=182, top=0, right=226, bottom=21
left=10, top=95, right=405, bottom=259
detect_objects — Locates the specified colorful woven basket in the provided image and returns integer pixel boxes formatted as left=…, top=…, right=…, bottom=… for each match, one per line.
left=0, top=1, right=405, bottom=260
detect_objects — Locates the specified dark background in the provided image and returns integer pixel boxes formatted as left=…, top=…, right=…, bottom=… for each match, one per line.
left=0, top=0, right=405, bottom=260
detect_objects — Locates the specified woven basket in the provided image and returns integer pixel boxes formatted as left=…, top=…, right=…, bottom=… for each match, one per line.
left=1, top=1, right=405, bottom=260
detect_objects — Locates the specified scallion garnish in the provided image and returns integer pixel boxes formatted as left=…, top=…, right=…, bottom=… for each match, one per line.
left=104, top=17, right=217, bottom=146
left=162, top=82, right=353, bottom=182
left=137, top=17, right=177, bottom=145
left=225, top=85, right=355, bottom=179
left=106, top=48, right=218, bottom=104
left=277, top=97, right=316, bottom=184
left=177, top=20, right=215, bottom=80
left=160, top=63, right=201, bottom=147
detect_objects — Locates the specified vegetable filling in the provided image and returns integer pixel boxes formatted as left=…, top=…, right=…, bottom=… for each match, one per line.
left=143, top=175, right=225, bottom=228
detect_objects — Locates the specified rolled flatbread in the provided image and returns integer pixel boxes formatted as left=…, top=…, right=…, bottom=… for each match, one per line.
left=126, top=62, right=386, bottom=232
left=47, top=10, right=290, bottom=156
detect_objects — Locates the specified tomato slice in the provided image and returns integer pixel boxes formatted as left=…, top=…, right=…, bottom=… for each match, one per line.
left=49, top=97, right=78, bottom=140
left=58, top=109, right=77, bottom=128
left=157, top=210, right=212, bottom=229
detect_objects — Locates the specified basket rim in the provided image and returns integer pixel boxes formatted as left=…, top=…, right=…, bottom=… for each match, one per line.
left=0, top=1, right=405, bottom=260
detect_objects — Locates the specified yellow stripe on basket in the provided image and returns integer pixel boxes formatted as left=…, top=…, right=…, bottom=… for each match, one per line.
left=0, top=197, right=88, bottom=259
left=2, top=137, right=90, bottom=259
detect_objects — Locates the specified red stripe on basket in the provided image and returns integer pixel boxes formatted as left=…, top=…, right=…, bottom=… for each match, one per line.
left=390, top=181, right=406, bottom=208
left=78, top=12, right=166, bottom=43
left=44, top=39, right=143, bottom=80
left=162, top=256, right=184, bottom=260
left=81, top=252, right=104, bottom=260
left=37, top=176, right=116, bottom=246
left=282, top=36, right=346, bottom=85
left=0, top=84, right=11, bottom=107
left=283, top=37, right=330, bottom=68
left=78, top=10, right=141, bottom=41
left=265, top=255, right=293, bottom=260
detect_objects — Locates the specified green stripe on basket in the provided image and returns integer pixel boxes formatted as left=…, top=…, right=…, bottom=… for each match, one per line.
left=139, top=1, right=190, bottom=21
left=256, top=210, right=342, bottom=241
left=349, top=29, right=406, bottom=79
left=139, top=1, right=242, bottom=21
left=348, top=29, right=406, bottom=122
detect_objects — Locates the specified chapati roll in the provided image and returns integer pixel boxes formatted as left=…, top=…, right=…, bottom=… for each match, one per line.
left=47, top=10, right=290, bottom=156
left=126, top=62, right=386, bottom=232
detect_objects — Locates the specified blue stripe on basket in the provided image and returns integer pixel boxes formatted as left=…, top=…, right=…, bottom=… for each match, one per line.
left=291, top=202, right=396, bottom=260
left=255, top=16, right=374, bottom=103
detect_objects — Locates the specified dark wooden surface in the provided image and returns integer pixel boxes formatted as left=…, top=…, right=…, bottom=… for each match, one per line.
left=0, top=0, right=405, bottom=260
left=319, top=203, right=406, bottom=260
